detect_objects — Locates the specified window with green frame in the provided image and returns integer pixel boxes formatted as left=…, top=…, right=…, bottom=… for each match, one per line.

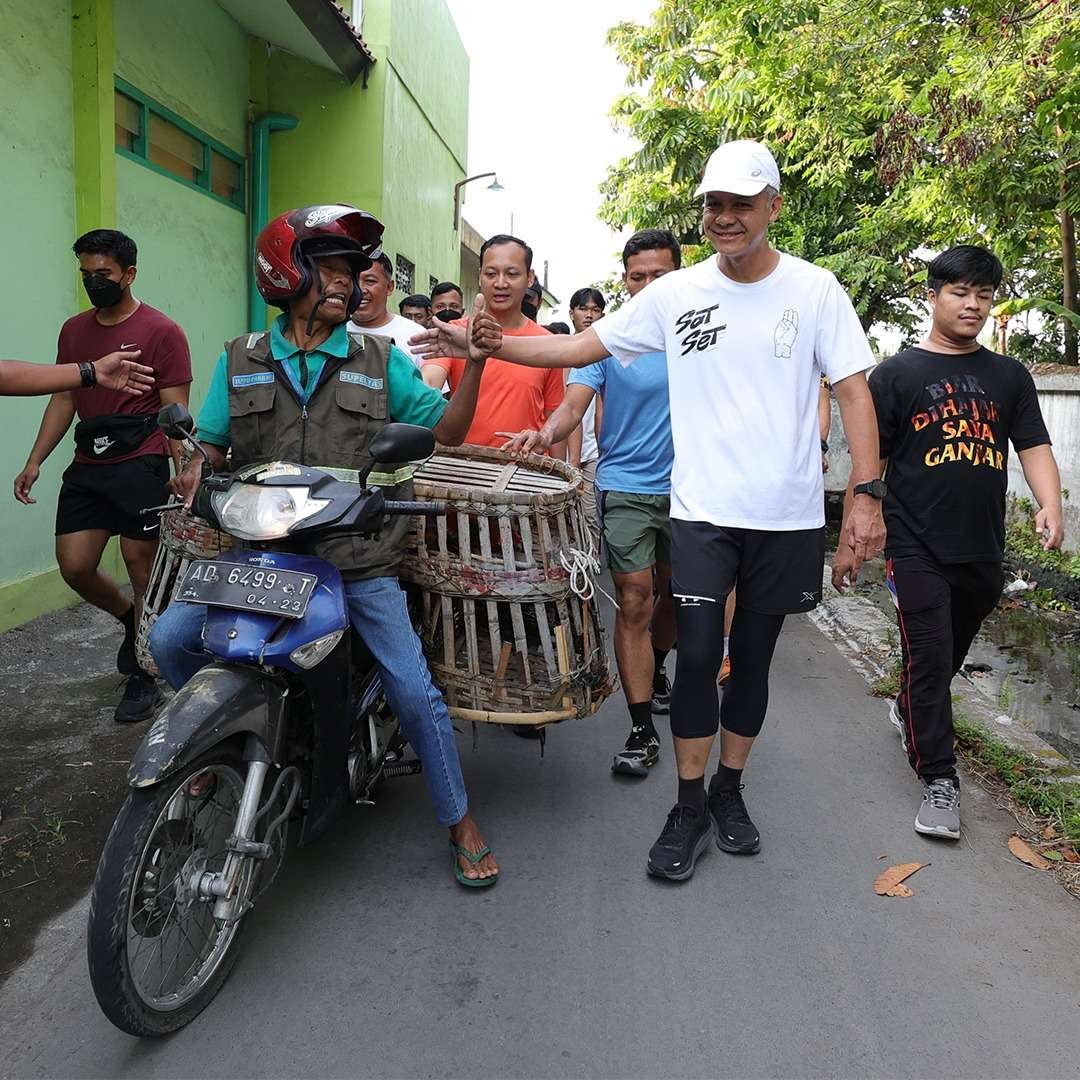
left=113, top=78, right=245, bottom=211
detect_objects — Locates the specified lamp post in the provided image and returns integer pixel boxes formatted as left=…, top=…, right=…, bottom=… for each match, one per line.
left=453, top=172, right=503, bottom=231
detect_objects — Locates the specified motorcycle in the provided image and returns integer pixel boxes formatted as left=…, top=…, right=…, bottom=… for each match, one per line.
left=86, top=403, right=445, bottom=1037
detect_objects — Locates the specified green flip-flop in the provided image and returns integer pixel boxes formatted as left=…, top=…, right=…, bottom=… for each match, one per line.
left=451, top=842, right=499, bottom=888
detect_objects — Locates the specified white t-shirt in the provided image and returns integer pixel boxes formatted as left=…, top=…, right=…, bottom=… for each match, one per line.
left=593, top=252, right=874, bottom=530
left=349, top=313, right=427, bottom=367
left=579, top=396, right=599, bottom=465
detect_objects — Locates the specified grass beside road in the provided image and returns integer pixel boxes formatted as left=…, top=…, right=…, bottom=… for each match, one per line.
left=954, top=713, right=1080, bottom=850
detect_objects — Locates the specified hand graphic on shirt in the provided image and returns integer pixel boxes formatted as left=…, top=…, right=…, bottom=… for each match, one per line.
left=774, top=309, right=799, bottom=359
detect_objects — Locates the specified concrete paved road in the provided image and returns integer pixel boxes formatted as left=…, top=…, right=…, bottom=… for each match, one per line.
left=3, top=615, right=1079, bottom=1079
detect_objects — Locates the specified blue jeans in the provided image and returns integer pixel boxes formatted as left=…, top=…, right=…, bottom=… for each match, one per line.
left=149, top=576, right=468, bottom=827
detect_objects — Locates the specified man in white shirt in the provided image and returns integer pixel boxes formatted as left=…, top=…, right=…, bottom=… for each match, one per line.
left=413, top=139, right=886, bottom=882
left=350, top=253, right=428, bottom=366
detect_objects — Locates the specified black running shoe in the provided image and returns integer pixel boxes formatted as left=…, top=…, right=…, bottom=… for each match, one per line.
left=707, top=778, right=761, bottom=854
left=114, top=672, right=162, bottom=724
left=652, top=668, right=671, bottom=715
left=611, top=725, right=660, bottom=777
left=647, top=803, right=711, bottom=880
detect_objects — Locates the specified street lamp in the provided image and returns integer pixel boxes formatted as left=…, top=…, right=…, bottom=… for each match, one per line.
left=453, top=172, right=503, bottom=231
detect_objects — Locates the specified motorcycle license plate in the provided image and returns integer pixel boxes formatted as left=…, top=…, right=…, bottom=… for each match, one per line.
left=175, top=560, right=317, bottom=620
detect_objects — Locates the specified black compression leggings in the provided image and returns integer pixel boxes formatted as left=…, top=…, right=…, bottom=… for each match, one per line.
left=670, top=599, right=786, bottom=740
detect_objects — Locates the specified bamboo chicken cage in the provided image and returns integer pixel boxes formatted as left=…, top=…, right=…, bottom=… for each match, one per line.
left=401, top=445, right=613, bottom=726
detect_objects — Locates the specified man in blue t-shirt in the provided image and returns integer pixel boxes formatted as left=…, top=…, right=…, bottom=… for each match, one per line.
left=502, top=229, right=682, bottom=776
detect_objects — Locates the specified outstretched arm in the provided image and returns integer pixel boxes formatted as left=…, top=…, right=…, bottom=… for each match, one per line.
left=0, top=352, right=153, bottom=396
left=501, top=383, right=595, bottom=456
left=411, top=313, right=609, bottom=370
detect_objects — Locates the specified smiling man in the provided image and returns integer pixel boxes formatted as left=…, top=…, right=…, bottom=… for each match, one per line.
left=350, top=253, right=428, bottom=366
left=834, top=244, right=1063, bottom=841
left=153, top=205, right=500, bottom=887
left=414, top=140, right=886, bottom=881
left=422, top=234, right=565, bottom=458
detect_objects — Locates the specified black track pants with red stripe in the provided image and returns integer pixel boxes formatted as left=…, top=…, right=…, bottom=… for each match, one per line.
left=887, top=555, right=1004, bottom=782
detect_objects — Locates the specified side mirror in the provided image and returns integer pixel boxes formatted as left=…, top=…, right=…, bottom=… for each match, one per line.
left=158, top=403, right=195, bottom=441
left=367, top=423, right=435, bottom=465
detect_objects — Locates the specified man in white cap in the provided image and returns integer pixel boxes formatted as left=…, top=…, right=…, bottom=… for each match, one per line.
left=411, top=139, right=886, bottom=881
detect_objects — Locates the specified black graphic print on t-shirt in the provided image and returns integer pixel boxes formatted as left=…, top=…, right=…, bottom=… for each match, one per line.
left=868, top=346, right=1051, bottom=564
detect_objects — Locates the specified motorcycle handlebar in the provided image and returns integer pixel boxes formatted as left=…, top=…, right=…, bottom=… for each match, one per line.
left=382, top=499, right=447, bottom=516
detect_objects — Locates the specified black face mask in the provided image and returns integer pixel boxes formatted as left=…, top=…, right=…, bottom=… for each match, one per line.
left=434, top=308, right=463, bottom=323
left=83, top=273, right=125, bottom=309
left=521, top=300, right=539, bottom=320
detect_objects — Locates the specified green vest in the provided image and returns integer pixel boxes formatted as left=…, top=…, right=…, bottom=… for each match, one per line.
left=224, top=329, right=413, bottom=580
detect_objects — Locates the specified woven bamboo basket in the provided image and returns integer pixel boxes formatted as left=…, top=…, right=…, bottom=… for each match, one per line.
left=135, top=505, right=233, bottom=676
left=401, top=445, right=614, bottom=726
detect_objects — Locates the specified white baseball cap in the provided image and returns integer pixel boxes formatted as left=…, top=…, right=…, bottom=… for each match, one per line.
left=694, top=139, right=781, bottom=198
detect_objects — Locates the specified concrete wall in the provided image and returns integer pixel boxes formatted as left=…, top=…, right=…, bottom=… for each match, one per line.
left=114, top=0, right=250, bottom=404
left=113, top=0, right=249, bottom=151
left=375, top=0, right=468, bottom=295
left=1005, top=378, right=1080, bottom=549
left=265, top=47, right=384, bottom=221
left=825, top=374, right=1080, bottom=550
left=0, top=0, right=80, bottom=619
left=116, top=160, right=249, bottom=410
left=266, top=0, right=467, bottom=299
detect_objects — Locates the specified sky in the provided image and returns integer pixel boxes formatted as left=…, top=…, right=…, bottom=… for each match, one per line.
left=444, top=0, right=656, bottom=315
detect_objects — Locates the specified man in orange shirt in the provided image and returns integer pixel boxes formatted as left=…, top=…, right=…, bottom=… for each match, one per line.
left=422, top=234, right=566, bottom=458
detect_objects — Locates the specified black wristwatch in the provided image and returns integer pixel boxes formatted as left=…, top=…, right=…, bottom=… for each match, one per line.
left=78, top=361, right=97, bottom=388
left=853, top=479, right=887, bottom=500
left=820, top=439, right=829, bottom=453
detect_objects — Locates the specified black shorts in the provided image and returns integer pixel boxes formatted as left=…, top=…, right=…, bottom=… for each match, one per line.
left=56, top=455, right=170, bottom=540
left=670, top=520, right=826, bottom=615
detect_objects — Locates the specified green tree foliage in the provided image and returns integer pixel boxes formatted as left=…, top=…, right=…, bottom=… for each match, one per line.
left=601, top=0, right=1079, bottom=352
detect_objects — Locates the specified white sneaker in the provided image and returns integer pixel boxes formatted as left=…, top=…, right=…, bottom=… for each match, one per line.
left=914, top=778, right=961, bottom=840
left=889, top=698, right=910, bottom=754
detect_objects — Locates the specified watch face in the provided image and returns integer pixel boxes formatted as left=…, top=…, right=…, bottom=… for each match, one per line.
left=868, top=479, right=887, bottom=498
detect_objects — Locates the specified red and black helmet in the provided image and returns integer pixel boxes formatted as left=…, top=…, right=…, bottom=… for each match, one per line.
left=254, top=204, right=384, bottom=314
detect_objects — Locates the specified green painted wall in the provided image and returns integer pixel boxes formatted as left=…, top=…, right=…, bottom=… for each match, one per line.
left=113, top=0, right=249, bottom=151
left=0, top=0, right=79, bottom=607
left=370, top=0, right=468, bottom=293
left=116, top=159, right=248, bottom=411
left=267, top=0, right=467, bottom=295
left=114, top=0, right=250, bottom=408
left=266, top=48, right=384, bottom=222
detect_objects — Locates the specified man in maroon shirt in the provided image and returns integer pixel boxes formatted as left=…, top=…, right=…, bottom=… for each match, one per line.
left=14, top=230, right=191, bottom=722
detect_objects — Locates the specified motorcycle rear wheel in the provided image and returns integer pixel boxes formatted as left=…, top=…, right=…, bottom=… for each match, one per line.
left=87, top=748, right=255, bottom=1037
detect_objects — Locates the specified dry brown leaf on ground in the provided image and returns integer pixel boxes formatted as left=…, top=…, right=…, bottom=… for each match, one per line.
left=1042, top=824, right=1058, bottom=840
left=1008, top=834, right=1053, bottom=871
left=1061, top=848, right=1079, bottom=863
left=873, top=862, right=926, bottom=897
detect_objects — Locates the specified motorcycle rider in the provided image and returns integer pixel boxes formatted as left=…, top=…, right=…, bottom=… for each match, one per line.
left=149, top=205, right=499, bottom=886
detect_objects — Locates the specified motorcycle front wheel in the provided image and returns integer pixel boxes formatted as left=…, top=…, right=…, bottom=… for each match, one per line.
left=87, top=748, right=255, bottom=1037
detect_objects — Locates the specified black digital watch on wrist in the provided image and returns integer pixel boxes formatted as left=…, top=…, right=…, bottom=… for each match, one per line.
left=820, top=439, right=829, bottom=453
left=853, top=479, right=887, bottom=500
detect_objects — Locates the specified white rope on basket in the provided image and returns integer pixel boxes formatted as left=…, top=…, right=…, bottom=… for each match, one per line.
left=559, top=536, right=620, bottom=610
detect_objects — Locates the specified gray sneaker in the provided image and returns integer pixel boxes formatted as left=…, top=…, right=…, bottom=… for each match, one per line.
left=889, top=698, right=910, bottom=754
left=915, top=778, right=961, bottom=840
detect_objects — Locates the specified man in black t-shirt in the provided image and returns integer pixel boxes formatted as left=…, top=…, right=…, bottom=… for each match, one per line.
left=834, top=245, right=1063, bottom=841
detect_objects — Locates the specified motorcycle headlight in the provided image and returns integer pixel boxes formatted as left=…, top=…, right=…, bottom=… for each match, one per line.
left=210, top=485, right=329, bottom=541
left=290, top=630, right=345, bottom=670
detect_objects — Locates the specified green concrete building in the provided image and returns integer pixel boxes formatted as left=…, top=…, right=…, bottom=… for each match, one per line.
left=0, top=0, right=469, bottom=631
